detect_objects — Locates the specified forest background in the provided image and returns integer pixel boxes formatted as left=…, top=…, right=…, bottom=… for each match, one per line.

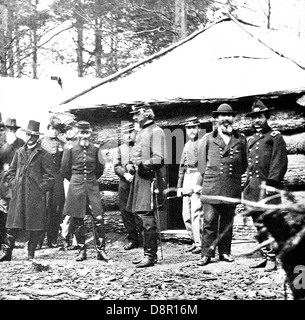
left=0, top=0, right=305, bottom=82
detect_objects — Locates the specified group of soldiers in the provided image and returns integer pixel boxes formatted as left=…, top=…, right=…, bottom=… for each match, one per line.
left=0, top=98, right=288, bottom=271
left=177, top=100, right=287, bottom=272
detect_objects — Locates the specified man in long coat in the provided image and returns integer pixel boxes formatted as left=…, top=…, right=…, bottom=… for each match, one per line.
left=0, top=118, right=25, bottom=248
left=197, top=104, right=248, bottom=266
left=126, top=104, right=166, bottom=268
left=38, top=116, right=65, bottom=248
left=113, top=122, right=142, bottom=250
left=61, top=120, right=108, bottom=262
left=0, top=120, right=55, bottom=261
left=242, top=100, right=288, bottom=271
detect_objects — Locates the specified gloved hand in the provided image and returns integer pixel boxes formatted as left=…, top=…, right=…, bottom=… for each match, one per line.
left=193, top=185, right=202, bottom=194
left=177, top=188, right=183, bottom=197
left=123, top=172, right=134, bottom=182
left=126, top=164, right=136, bottom=175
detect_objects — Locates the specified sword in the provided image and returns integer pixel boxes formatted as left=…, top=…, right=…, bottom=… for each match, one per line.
left=153, top=181, right=164, bottom=260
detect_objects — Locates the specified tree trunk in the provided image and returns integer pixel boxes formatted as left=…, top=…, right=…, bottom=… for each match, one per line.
left=94, top=18, right=102, bottom=78
left=174, top=0, right=187, bottom=41
left=32, top=0, right=39, bottom=79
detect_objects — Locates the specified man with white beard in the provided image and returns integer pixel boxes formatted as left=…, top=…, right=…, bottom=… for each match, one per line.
left=197, top=104, right=248, bottom=266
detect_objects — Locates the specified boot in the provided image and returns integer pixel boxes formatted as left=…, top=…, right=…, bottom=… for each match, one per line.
left=132, top=255, right=158, bottom=265
left=135, top=256, right=155, bottom=268
left=0, top=234, right=15, bottom=262
left=249, top=248, right=267, bottom=269
left=28, top=249, right=35, bottom=261
left=264, top=252, right=277, bottom=272
left=76, top=247, right=87, bottom=261
left=0, top=245, right=12, bottom=262
left=264, top=259, right=277, bottom=272
left=97, top=249, right=110, bottom=261
left=59, top=238, right=70, bottom=251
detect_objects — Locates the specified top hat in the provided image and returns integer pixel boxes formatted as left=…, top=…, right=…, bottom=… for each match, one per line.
left=212, top=104, right=237, bottom=118
left=4, top=118, right=21, bottom=129
left=245, top=100, right=274, bottom=117
left=76, top=120, right=91, bottom=131
left=21, top=120, right=44, bottom=136
left=184, top=116, right=201, bottom=127
left=130, top=103, right=152, bottom=114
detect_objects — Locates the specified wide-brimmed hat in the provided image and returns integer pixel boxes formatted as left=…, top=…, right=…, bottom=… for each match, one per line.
left=48, top=115, right=65, bottom=132
left=245, top=100, right=274, bottom=117
left=212, top=103, right=236, bottom=118
left=130, top=103, right=152, bottom=114
left=4, top=118, right=21, bottom=129
left=184, top=116, right=201, bottom=127
left=76, top=120, right=91, bottom=131
left=21, top=120, right=44, bottom=136
left=64, top=119, right=77, bottom=130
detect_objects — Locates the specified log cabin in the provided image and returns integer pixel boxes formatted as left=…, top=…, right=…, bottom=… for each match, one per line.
left=51, top=16, right=305, bottom=242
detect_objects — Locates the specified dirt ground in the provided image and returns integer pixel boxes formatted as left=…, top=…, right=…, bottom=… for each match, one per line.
left=0, top=232, right=293, bottom=301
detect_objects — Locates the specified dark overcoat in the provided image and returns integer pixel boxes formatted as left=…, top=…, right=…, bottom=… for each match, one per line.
left=5, top=143, right=55, bottom=230
left=126, top=122, right=166, bottom=213
left=61, top=141, right=105, bottom=218
left=113, top=143, right=133, bottom=212
left=243, top=126, right=288, bottom=202
left=40, top=135, right=65, bottom=208
left=198, top=129, right=248, bottom=204
left=0, top=137, right=25, bottom=198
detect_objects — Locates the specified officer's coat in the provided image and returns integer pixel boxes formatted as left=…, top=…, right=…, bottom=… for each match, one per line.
left=61, top=141, right=105, bottom=218
left=198, top=129, right=248, bottom=204
left=243, top=126, right=288, bottom=202
left=126, top=121, right=166, bottom=213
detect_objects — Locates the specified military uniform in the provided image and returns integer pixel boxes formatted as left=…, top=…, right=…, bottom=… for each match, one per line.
left=40, top=135, right=65, bottom=247
left=243, top=126, right=288, bottom=202
left=113, top=142, right=141, bottom=247
left=61, top=136, right=107, bottom=260
left=126, top=121, right=166, bottom=264
left=198, top=129, right=248, bottom=258
left=243, top=126, right=288, bottom=268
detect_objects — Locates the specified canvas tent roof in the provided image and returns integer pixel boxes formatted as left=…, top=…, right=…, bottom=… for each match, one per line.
left=0, top=77, right=65, bottom=137
left=54, top=17, right=305, bottom=112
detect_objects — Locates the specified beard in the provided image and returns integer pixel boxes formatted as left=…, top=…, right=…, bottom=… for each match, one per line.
left=219, top=120, right=233, bottom=135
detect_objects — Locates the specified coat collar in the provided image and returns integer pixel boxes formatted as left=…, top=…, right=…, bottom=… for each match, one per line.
left=142, top=121, right=155, bottom=130
left=212, top=129, right=241, bottom=153
left=248, top=125, right=272, bottom=148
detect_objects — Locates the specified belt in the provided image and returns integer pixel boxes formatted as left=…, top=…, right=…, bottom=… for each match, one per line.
left=185, top=168, right=199, bottom=174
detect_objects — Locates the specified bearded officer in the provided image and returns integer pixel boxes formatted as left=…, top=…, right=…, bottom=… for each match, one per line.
left=197, top=104, right=248, bottom=266
left=126, top=104, right=166, bottom=268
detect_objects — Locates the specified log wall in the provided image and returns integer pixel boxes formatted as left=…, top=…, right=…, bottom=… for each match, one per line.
left=73, top=94, right=305, bottom=234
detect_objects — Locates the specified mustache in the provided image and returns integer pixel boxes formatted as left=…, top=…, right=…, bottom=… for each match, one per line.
left=219, top=120, right=233, bottom=126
